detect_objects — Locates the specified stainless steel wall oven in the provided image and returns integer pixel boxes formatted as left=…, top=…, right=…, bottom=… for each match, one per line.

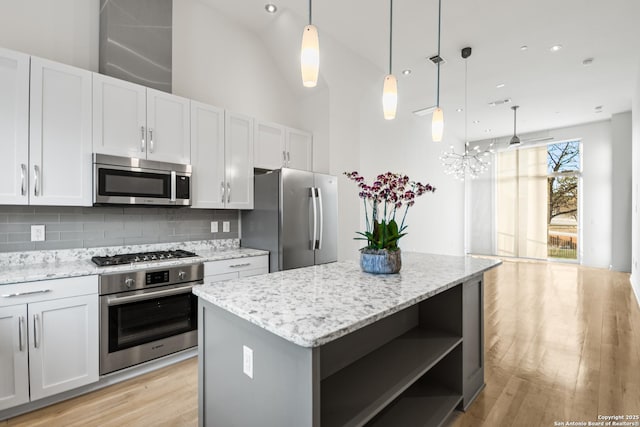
left=98, top=263, right=203, bottom=375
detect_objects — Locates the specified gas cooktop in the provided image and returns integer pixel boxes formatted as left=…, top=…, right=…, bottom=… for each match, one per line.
left=91, top=249, right=198, bottom=267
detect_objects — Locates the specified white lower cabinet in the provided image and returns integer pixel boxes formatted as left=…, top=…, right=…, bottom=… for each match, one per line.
left=0, top=276, right=98, bottom=411
left=204, top=255, right=268, bottom=283
left=0, top=305, right=29, bottom=411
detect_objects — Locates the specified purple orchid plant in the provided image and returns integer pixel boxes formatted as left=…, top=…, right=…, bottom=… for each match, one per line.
left=344, top=171, right=436, bottom=252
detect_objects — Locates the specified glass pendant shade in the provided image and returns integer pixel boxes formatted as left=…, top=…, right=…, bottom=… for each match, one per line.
left=382, top=74, right=398, bottom=120
left=432, top=107, right=444, bottom=141
left=301, top=24, right=319, bottom=87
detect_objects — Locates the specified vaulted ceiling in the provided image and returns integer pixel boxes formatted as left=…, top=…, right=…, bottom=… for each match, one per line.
left=202, top=0, right=640, bottom=141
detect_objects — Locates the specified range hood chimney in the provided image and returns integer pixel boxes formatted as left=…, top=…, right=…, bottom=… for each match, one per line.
left=99, top=0, right=172, bottom=92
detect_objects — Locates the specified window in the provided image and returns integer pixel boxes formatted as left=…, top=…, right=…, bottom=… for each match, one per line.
left=495, top=140, right=581, bottom=261
left=546, top=141, right=580, bottom=259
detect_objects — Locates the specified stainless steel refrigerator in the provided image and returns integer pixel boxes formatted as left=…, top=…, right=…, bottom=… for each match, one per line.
left=241, top=168, right=338, bottom=272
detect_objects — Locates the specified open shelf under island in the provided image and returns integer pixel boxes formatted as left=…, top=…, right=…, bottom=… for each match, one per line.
left=193, top=252, right=501, bottom=427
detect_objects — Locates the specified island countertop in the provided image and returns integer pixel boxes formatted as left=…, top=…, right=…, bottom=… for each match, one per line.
left=192, top=252, right=501, bottom=348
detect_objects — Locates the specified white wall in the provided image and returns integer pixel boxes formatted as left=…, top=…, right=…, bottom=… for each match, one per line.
left=359, top=88, right=466, bottom=256
left=632, top=62, right=640, bottom=306
left=611, top=112, right=633, bottom=272
left=172, top=0, right=303, bottom=127
left=0, top=0, right=99, bottom=71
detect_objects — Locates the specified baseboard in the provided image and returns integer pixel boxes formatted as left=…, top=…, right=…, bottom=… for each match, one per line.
left=631, top=274, right=640, bottom=309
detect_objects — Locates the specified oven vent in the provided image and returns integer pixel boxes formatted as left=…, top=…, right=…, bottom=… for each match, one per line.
left=99, top=0, right=172, bottom=92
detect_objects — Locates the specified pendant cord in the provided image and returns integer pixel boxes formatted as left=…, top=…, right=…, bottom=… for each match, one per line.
left=464, top=58, right=468, bottom=154
left=309, top=0, right=312, bottom=25
left=436, top=0, right=442, bottom=106
left=389, top=0, right=393, bottom=74
left=513, top=107, right=517, bottom=136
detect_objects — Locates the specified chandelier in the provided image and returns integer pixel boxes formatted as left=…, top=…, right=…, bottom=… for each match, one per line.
left=440, top=141, right=494, bottom=180
left=440, top=47, right=494, bottom=180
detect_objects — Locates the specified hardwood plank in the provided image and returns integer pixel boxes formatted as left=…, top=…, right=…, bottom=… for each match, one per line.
left=5, top=258, right=640, bottom=426
left=451, top=259, right=639, bottom=427
left=5, top=358, right=197, bottom=427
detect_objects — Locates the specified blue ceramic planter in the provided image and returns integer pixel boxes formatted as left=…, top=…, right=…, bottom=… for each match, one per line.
left=360, top=249, right=402, bottom=274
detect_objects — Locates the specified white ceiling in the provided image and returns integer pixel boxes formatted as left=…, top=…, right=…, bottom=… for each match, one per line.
left=200, top=0, right=640, bottom=141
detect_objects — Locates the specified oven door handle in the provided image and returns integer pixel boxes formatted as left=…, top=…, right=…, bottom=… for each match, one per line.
left=106, top=285, right=194, bottom=306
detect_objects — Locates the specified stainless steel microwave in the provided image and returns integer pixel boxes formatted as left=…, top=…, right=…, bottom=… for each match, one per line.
left=93, top=154, right=191, bottom=206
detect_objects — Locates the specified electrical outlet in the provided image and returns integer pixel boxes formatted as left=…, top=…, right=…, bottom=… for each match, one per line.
left=31, top=225, right=45, bottom=242
left=243, top=345, right=253, bottom=379
left=211, top=221, right=218, bottom=233
left=223, top=221, right=230, bottom=233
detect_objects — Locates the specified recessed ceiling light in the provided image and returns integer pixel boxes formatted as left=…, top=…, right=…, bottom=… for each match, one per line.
left=456, top=108, right=463, bottom=112
left=595, top=105, right=603, bottom=112
left=484, top=129, right=492, bottom=133
left=473, top=120, right=480, bottom=124
left=402, top=69, right=412, bottom=76
left=264, top=3, right=277, bottom=13
left=488, top=102, right=496, bottom=107
left=550, top=44, right=563, bottom=52
left=496, top=83, right=505, bottom=89
left=520, top=45, right=528, bottom=51
left=582, top=58, right=594, bottom=66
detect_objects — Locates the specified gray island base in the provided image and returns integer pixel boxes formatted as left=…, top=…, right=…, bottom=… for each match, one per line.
left=193, top=253, right=501, bottom=427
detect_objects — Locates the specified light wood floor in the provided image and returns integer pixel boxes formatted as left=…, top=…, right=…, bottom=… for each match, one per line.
left=3, top=259, right=639, bottom=427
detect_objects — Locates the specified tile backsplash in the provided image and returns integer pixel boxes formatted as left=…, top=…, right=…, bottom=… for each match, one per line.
left=0, top=205, right=239, bottom=253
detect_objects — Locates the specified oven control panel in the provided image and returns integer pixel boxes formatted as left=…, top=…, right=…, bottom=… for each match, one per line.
left=99, top=263, right=204, bottom=295
left=146, top=270, right=170, bottom=285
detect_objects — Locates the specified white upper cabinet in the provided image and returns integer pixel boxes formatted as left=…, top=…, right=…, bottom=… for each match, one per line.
left=224, top=111, right=254, bottom=210
left=254, top=120, right=286, bottom=170
left=191, top=101, right=225, bottom=209
left=254, top=120, right=313, bottom=171
left=92, top=73, right=146, bottom=159
left=0, top=48, right=30, bottom=205
left=93, top=73, right=190, bottom=164
left=146, top=88, right=190, bottom=164
left=286, top=128, right=313, bottom=171
left=29, top=57, right=93, bottom=206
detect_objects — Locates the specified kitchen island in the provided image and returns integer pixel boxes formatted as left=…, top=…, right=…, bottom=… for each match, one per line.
left=193, top=252, right=500, bottom=427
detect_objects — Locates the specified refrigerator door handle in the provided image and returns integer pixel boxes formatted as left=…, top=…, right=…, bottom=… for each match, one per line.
left=309, top=187, right=317, bottom=250
left=316, top=187, right=323, bottom=250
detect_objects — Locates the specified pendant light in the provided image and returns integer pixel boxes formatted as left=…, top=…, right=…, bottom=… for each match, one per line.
left=431, top=0, right=444, bottom=141
left=509, top=105, right=522, bottom=146
left=382, top=0, right=397, bottom=120
left=301, top=0, right=319, bottom=87
left=440, top=47, right=494, bottom=180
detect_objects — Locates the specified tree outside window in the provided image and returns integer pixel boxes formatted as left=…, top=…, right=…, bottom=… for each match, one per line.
left=547, top=141, right=580, bottom=259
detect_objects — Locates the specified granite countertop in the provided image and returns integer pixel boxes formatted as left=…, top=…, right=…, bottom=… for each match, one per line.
left=0, top=240, right=268, bottom=285
left=193, top=252, right=501, bottom=348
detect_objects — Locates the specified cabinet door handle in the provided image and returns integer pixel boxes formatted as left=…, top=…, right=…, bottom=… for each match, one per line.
left=33, top=314, right=40, bottom=349
left=229, top=263, right=251, bottom=268
left=2, top=289, right=51, bottom=298
left=220, top=181, right=225, bottom=203
left=141, top=126, right=146, bottom=152
left=149, top=128, right=154, bottom=153
left=227, top=183, right=231, bottom=204
left=18, top=316, right=25, bottom=352
left=287, top=151, right=291, bottom=164
left=283, top=150, right=287, bottom=166
left=20, top=164, right=27, bottom=196
left=33, top=165, right=40, bottom=197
